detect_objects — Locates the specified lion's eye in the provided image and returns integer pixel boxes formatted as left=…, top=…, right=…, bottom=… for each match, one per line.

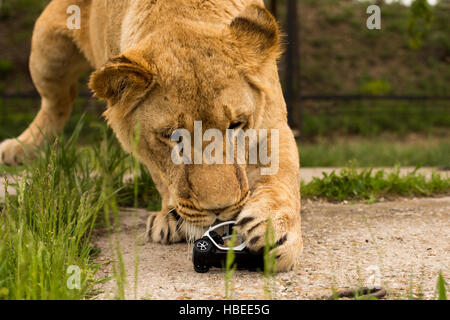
left=229, top=121, right=246, bottom=130
left=160, top=130, right=173, bottom=140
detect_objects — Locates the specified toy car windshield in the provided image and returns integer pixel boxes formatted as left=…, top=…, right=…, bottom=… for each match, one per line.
left=193, top=221, right=264, bottom=273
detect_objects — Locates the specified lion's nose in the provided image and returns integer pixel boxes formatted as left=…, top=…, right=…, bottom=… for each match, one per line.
left=187, top=164, right=244, bottom=210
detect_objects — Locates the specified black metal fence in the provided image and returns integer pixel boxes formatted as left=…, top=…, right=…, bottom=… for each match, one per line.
left=269, top=0, right=450, bottom=136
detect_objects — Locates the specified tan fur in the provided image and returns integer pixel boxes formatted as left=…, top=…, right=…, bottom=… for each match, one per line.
left=0, top=0, right=302, bottom=271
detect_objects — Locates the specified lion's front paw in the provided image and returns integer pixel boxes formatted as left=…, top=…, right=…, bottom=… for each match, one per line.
left=146, top=209, right=184, bottom=244
left=0, top=139, right=26, bottom=166
left=235, top=207, right=303, bottom=272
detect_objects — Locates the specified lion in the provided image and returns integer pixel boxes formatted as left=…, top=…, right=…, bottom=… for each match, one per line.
left=0, top=0, right=302, bottom=271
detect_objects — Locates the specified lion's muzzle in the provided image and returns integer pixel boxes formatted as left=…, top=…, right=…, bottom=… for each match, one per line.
left=188, top=164, right=246, bottom=209
left=175, top=163, right=249, bottom=225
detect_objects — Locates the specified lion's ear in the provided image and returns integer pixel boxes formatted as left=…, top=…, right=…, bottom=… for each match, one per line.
left=230, top=4, right=282, bottom=72
left=89, top=55, right=154, bottom=105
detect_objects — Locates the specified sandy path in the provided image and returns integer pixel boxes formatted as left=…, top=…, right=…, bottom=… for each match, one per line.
left=1, top=168, right=448, bottom=299
left=92, top=196, right=449, bottom=300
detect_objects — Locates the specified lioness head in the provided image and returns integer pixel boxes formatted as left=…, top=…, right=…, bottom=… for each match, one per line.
left=89, top=4, right=281, bottom=227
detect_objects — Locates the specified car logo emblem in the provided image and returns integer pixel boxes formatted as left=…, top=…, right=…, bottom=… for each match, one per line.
left=196, top=240, right=209, bottom=251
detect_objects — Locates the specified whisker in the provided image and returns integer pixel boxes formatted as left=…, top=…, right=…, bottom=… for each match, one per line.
left=164, top=207, right=176, bottom=218
left=174, top=217, right=184, bottom=235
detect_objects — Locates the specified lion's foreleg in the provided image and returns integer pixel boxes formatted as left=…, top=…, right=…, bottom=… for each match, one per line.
left=235, top=127, right=302, bottom=271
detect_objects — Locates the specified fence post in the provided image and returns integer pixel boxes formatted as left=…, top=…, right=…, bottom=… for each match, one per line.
left=269, top=0, right=278, bottom=19
left=284, top=0, right=302, bottom=137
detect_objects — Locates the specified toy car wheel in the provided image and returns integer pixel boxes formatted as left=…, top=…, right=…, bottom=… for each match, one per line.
left=194, top=264, right=210, bottom=273
left=194, top=238, right=212, bottom=254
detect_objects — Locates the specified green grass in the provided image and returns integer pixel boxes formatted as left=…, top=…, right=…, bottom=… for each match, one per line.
left=437, top=272, right=448, bottom=300
left=0, top=121, right=107, bottom=299
left=300, top=135, right=450, bottom=167
left=301, top=166, right=449, bottom=202
left=224, top=231, right=237, bottom=300
left=301, top=103, right=450, bottom=138
left=0, top=121, right=142, bottom=300
left=263, top=219, right=277, bottom=300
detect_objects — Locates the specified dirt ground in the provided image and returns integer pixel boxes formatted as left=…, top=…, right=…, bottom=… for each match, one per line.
left=92, top=196, right=449, bottom=300
left=1, top=169, right=448, bottom=300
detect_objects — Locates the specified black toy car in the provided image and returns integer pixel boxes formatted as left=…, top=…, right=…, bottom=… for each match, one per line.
left=193, top=221, right=264, bottom=273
